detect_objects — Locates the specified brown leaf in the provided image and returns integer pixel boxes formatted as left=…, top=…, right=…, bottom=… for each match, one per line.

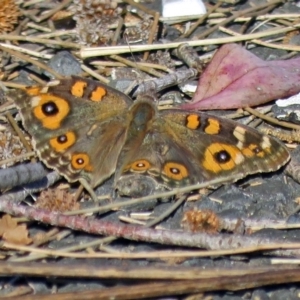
left=0, top=214, right=17, bottom=236
left=181, top=43, right=300, bottom=110
left=3, top=224, right=32, bottom=245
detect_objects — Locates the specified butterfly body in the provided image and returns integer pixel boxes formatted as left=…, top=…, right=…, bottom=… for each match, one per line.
left=13, top=76, right=290, bottom=197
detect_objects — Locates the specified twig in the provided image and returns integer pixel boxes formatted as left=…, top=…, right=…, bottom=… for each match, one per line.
left=4, top=240, right=300, bottom=260
left=80, top=64, right=109, bottom=84
left=244, top=107, right=300, bottom=130
left=219, top=26, right=300, bottom=52
left=110, top=55, right=164, bottom=78
left=143, top=11, right=160, bottom=61
left=180, top=1, right=222, bottom=39
left=0, top=45, right=63, bottom=79
left=65, top=175, right=240, bottom=216
left=6, top=112, right=33, bottom=155
left=0, top=43, right=52, bottom=59
left=146, top=195, right=187, bottom=227
left=25, top=0, right=73, bottom=23
left=208, top=14, right=300, bottom=25
left=123, top=0, right=157, bottom=17
left=2, top=199, right=300, bottom=256
left=80, top=24, right=300, bottom=58
left=0, top=35, right=80, bottom=48
left=194, top=0, right=283, bottom=40
left=0, top=261, right=297, bottom=279
left=2, top=264, right=300, bottom=300
left=0, top=151, right=35, bottom=167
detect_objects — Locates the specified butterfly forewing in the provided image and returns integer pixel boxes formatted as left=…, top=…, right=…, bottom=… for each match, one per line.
left=14, top=77, right=132, bottom=186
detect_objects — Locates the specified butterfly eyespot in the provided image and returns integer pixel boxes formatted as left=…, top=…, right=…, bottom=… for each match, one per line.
left=50, top=132, right=76, bottom=152
left=253, top=146, right=265, bottom=157
left=77, top=158, right=84, bottom=164
left=214, top=150, right=231, bottom=163
left=247, top=144, right=265, bottom=157
left=130, top=160, right=151, bottom=171
left=57, top=135, right=67, bottom=143
left=163, top=162, right=188, bottom=180
left=42, top=101, right=59, bottom=116
left=170, top=168, right=180, bottom=174
left=203, top=143, right=244, bottom=173
left=33, top=95, right=70, bottom=130
left=253, top=147, right=261, bottom=154
left=71, top=153, right=93, bottom=171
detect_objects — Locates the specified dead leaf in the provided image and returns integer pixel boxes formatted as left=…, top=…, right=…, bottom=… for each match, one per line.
left=0, top=214, right=17, bottom=236
left=3, top=224, right=32, bottom=245
left=0, top=215, right=32, bottom=245
left=181, top=43, right=300, bottom=110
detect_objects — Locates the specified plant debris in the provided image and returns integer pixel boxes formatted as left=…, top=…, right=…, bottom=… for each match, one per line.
left=0, top=214, right=31, bottom=245
left=35, top=187, right=80, bottom=212
left=70, top=0, right=121, bottom=45
left=0, top=0, right=21, bottom=34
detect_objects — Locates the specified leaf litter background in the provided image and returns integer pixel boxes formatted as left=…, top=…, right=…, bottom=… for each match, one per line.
left=2, top=0, right=300, bottom=299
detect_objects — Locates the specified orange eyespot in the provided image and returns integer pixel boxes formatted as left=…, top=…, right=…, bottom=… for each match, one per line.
left=250, top=144, right=264, bottom=157
left=71, top=153, right=93, bottom=171
left=203, top=143, right=244, bottom=173
left=49, top=131, right=76, bottom=152
left=33, top=95, right=70, bottom=130
left=130, top=159, right=151, bottom=171
left=163, top=162, right=188, bottom=180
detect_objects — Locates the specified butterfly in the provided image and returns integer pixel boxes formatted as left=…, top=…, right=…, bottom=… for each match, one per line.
left=13, top=76, right=290, bottom=197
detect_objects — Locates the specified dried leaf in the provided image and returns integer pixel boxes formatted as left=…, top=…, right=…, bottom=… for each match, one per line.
left=3, top=224, right=32, bottom=245
left=181, top=43, right=300, bottom=110
left=0, top=215, right=32, bottom=245
left=0, top=214, right=17, bottom=235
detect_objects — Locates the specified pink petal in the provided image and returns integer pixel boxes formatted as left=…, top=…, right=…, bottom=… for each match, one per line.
left=181, top=43, right=300, bottom=110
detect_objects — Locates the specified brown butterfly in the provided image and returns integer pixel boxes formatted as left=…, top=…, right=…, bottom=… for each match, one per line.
left=13, top=76, right=290, bottom=197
